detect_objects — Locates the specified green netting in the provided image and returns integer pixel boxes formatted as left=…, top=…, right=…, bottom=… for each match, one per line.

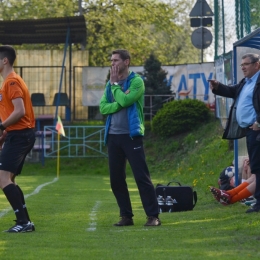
left=214, top=0, right=251, bottom=58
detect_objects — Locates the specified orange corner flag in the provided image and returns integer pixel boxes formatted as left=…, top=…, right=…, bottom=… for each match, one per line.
left=55, top=116, right=65, bottom=136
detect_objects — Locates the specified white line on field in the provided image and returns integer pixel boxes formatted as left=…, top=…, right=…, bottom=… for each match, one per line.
left=0, top=177, right=58, bottom=219
left=86, top=201, right=101, bottom=232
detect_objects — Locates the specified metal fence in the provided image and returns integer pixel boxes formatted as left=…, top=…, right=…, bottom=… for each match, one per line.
left=29, top=125, right=107, bottom=165
left=144, top=94, right=176, bottom=121
left=1, top=65, right=177, bottom=123
left=43, top=125, right=107, bottom=158
left=13, top=66, right=69, bottom=119
left=0, top=65, right=89, bottom=121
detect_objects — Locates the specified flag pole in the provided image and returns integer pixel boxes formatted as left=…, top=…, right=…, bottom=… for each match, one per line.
left=55, top=115, right=65, bottom=178
left=57, top=132, right=60, bottom=178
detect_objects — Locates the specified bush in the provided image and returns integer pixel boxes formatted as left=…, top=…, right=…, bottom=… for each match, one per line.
left=152, top=99, right=211, bottom=137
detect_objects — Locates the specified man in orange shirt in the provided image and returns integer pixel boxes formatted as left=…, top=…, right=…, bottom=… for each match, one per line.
left=0, top=45, right=36, bottom=233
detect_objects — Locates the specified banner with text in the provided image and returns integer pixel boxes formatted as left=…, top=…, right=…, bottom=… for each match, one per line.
left=82, top=63, right=215, bottom=106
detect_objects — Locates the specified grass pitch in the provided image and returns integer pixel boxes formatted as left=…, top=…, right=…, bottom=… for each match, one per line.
left=1, top=173, right=260, bottom=260
left=0, top=118, right=260, bottom=259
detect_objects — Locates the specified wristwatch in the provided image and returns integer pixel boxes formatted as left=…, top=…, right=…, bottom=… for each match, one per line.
left=0, top=123, right=6, bottom=131
left=255, top=121, right=260, bottom=128
left=112, top=82, right=119, bottom=86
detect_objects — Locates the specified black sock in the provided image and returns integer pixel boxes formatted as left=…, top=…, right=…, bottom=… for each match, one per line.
left=3, top=184, right=28, bottom=224
left=16, top=185, right=31, bottom=222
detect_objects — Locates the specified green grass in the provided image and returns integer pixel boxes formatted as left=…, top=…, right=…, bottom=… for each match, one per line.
left=1, top=117, right=259, bottom=259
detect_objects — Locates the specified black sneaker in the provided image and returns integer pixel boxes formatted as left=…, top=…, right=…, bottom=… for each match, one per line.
left=246, top=204, right=260, bottom=213
left=144, top=216, right=161, bottom=226
left=4, top=221, right=33, bottom=233
left=9, top=220, right=35, bottom=232
left=113, top=216, right=134, bottom=226
left=31, top=222, right=36, bottom=231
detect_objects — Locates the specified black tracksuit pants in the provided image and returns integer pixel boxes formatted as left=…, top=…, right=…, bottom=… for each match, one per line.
left=246, top=128, right=260, bottom=206
left=107, top=134, right=159, bottom=218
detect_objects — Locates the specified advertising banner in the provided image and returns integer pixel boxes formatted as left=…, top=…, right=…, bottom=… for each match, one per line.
left=82, top=63, right=215, bottom=106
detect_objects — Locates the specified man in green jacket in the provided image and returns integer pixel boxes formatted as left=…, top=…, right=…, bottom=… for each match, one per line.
left=99, top=49, right=160, bottom=226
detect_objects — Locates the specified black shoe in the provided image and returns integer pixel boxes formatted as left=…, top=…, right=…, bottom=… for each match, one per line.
left=10, top=220, right=35, bottom=231
left=4, top=221, right=33, bottom=233
left=31, top=222, right=36, bottom=231
left=246, top=204, right=260, bottom=213
left=144, top=216, right=161, bottom=226
left=113, top=216, right=134, bottom=226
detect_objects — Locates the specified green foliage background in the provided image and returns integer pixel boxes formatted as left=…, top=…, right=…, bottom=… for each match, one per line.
left=249, top=0, right=260, bottom=30
left=0, top=0, right=200, bottom=66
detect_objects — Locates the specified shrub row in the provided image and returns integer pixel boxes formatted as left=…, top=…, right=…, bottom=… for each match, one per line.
left=152, top=99, right=211, bottom=137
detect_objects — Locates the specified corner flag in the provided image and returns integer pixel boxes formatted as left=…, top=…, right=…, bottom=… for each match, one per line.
left=55, top=116, right=65, bottom=136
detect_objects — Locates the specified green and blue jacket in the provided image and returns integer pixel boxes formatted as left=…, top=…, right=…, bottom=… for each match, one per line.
left=99, top=71, right=145, bottom=144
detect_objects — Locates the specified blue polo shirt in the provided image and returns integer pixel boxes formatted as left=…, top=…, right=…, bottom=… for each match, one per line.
left=236, top=71, right=260, bottom=128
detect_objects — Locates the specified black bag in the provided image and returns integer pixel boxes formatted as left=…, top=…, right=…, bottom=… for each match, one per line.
left=155, top=181, right=197, bottom=212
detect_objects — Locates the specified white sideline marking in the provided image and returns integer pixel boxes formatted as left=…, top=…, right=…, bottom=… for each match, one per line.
left=0, top=177, right=58, bottom=218
left=86, top=201, right=101, bottom=232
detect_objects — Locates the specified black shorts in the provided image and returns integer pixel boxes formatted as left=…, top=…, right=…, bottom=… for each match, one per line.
left=0, top=128, right=35, bottom=175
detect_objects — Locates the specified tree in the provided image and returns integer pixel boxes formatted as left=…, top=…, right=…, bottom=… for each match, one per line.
left=83, top=0, right=199, bottom=66
left=1, top=0, right=77, bottom=19
left=142, top=54, right=173, bottom=118
left=250, top=0, right=260, bottom=30
left=0, top=0, right=200, bottom=66
left=143, top=54, right=171, bottom=95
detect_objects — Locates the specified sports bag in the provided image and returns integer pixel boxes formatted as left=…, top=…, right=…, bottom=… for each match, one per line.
left=155, top=181, right=197, bottom=212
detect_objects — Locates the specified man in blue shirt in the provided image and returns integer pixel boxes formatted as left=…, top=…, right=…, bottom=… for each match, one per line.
left=208, top=53, right=260, bottom=213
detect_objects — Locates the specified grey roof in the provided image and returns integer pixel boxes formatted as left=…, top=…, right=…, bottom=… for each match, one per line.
left=0, top=15, right=86, bottom=45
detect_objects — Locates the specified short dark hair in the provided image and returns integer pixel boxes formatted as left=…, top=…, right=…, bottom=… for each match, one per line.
left=112, top=49, right=131, bottom=63
left=0, top=45, right=16, bottom=66
left=242, top=53, right=260, bottom=63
